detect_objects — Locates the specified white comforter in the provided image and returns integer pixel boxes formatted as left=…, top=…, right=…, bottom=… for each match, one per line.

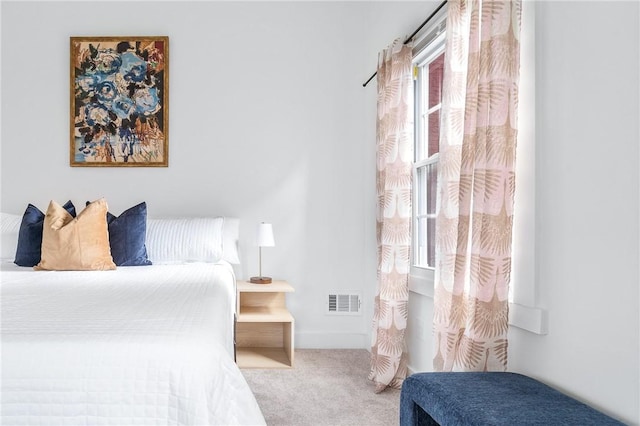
left=1, top=261, right=265, bottom=426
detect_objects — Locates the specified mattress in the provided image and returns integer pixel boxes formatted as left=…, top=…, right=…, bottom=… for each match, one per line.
left=0, top=260, right=265, bottom=425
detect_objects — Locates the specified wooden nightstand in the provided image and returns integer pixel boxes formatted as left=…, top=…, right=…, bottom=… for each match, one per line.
left=236, top=280, right=294, bottom=368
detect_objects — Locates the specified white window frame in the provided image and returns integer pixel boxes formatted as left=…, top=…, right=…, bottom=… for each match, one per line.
left=409, top=15, right=447, bottom=298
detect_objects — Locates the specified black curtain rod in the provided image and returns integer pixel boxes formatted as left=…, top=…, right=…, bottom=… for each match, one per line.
left=362, top=0, right=447, bottom=88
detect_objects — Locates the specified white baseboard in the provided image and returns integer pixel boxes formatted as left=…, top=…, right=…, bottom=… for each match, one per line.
left=295, top=332, right=368, bottom=349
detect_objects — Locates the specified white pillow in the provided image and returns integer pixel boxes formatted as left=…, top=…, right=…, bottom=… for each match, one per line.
left=222, top=217, right=240, bottom=264
left=146, top=217, right=224, bottom=264
left=1, top=212, right=22, bottom=260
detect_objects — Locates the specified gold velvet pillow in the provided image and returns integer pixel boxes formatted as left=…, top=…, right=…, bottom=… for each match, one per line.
left=35, top=199, right=116, bottom=271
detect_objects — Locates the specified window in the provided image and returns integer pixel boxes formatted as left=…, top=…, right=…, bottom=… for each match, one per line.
left=413, top=49, right=444, bottom=269
left=410, top=25, right=446, bottom=294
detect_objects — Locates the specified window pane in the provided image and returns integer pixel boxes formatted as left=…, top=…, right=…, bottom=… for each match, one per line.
left=416, top=166, right=427, bottom=215
left=427, top=217, right=436, bottom=267
left=428, top=110, right=440, bottom=157
left=416, top=217, right=427, bottom=266
left=417, top=111, right=427, bottom=161
left=428, top=53, right=445, bottom=109
left=414, top=74, right=424, bottom=162
left=415, top=162, right=437, bottom=269
left=427, top=162, right=438, bottom=215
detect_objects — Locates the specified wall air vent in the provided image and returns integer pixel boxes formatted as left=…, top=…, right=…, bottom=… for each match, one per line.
left=326, top=293, right=361, bottom=315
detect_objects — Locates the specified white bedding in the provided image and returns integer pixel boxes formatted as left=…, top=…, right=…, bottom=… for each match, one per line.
left=0, top=260, right=265, bottom=426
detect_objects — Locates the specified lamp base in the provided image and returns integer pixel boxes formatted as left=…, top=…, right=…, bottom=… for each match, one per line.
left=250, top=276, right=272, bottom=284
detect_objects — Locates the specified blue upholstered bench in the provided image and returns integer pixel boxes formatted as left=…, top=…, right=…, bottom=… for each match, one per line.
left=400, top=372, right=625, bottom=425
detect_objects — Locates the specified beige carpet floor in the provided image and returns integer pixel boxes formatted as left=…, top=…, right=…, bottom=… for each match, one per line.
left=241, top=349, right=400, bottom=426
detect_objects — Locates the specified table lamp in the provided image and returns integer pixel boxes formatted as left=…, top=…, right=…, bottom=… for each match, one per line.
left=250, top=222, right=275, bottom=284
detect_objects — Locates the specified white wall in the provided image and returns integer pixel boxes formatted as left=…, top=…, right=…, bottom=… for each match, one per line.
left=508, top=2, right=639, bottom=424
left=0, top=1, right=372, bottom=348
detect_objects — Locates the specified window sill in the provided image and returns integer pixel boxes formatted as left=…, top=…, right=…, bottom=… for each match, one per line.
left=508, top=303, right=548, bottom=335
left=408, top=278, right=434, bottom=298
left=409, top=267, right=435, bottom=298
left=409, top=277, right=548, bottom=335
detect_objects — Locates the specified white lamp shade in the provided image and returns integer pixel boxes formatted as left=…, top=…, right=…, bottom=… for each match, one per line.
left=257, top=223, right=275, bottom=247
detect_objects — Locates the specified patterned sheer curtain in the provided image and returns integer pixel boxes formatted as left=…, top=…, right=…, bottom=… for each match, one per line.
left=433, top=0, right=522, bottom=371
left=369, top=39, right=413, bottom=392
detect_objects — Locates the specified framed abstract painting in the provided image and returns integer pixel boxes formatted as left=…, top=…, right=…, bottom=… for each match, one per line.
left=70, top=36, right=169, bottom=167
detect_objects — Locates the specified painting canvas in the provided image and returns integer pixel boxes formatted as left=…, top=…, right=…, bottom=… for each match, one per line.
left=70, top=36, right=169, bottom=167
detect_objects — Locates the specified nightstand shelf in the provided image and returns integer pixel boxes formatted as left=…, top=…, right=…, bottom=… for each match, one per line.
left=236, top=280, right=294, bottom=369
left=236, top=348, right=292, bottom=369
left=237, top=306, right=293, bottom=322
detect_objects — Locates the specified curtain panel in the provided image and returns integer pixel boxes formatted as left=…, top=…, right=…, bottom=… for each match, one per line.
left=369, top=39, right=413, bottom=392
left=433, top=0, right=522, bottom=372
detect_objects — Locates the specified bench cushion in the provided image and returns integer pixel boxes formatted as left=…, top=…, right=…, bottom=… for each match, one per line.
left=400, top=372, right=624, bottom=425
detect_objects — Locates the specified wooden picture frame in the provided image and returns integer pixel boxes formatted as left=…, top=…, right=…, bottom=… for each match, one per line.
left=70, top=36, right=169, bottom=167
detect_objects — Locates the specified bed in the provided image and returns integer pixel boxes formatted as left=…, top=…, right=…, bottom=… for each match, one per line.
left=0, top=207, right=266, bottom=425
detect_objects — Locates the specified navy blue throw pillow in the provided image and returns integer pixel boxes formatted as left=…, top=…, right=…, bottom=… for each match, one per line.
left=88, top=201, right=151, bottom=266
left=14, top=200, right=76, bottom=267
